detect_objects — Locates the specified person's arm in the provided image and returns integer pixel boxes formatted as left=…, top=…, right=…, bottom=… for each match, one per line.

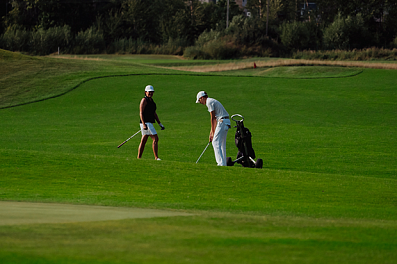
left=154, top=112, right=160, bottom=124
left=139, top=98, right=147, bottom=129
left=209, top=111, right=216, bottom=142
left=154, top=112, right=165, bottom=130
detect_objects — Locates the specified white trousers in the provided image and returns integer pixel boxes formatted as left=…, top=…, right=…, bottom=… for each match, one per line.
left=212, top=119, right=231, bottom=166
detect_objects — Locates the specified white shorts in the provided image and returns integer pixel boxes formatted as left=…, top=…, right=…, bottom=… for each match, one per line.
left=140, top=122, right=157, bottom=136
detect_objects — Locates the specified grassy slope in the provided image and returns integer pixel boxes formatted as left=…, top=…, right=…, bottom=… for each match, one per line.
left=0, top=51, right=396, bottom=263
left=0, top=50, right=182, bottom=109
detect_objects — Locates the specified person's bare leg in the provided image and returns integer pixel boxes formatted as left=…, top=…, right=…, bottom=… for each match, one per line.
left=150, top=134, right=159, bottom=160
left=137, top=135, right=148, bottom=159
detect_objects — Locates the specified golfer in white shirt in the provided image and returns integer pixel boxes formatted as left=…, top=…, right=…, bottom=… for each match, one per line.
left=196, top=91, right=231, bottom=166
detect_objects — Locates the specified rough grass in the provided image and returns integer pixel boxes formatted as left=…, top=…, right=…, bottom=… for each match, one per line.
left=169, top=59, right=397, bottom=72
left=293, top=48, right=397, bottom=61
left=218, top=66, right=363, bottom=78
left=0, top=50, right=181, bottom=109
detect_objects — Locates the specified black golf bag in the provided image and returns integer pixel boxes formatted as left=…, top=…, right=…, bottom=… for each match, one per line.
left=226, top=114, right=263, bottom=168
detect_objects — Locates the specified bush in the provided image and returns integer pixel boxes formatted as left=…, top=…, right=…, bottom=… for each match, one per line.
left=108, top=37, right=135, bottom=54
left=323, top=13, right=370, bottom=50
left=184, top=36, right=239, bottom=60
left=195, top=29, right=224, bottom=47
left=183, top=46, right=206, bottom=59
left=280, top=21, right=319, bottom=52
left=227, top=15, right=264, bottom=46
left=73, top=26, right=105, bottom=54
left=392, top=36, right=397, bottom=49
left=0, top=26, right=30, bottom=52
left=155, top=37, right=189, bottom=55
left=184, top=15, right=282, bottom=59
left=0, top=25, right=72, bottom=55
left=204, top=37, right=240, bottom=59
left=30, top=26, right=72, bottom=55
left=108, top=37, right=189, bottom=55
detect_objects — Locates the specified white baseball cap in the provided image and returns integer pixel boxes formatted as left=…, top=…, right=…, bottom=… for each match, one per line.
left=196, top=91, right=207, bottom=103
left=145, top=85, right=155, bottom=92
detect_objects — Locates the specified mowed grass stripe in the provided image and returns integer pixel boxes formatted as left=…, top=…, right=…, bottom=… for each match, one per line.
left=0, top=201, right=193, bottom=226
left=1, top=148, right=396, bottom=220
left=0, top=211, right=396, bottom=264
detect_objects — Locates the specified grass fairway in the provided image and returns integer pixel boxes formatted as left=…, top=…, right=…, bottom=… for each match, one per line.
left=0, top=51, right=397, bottom=263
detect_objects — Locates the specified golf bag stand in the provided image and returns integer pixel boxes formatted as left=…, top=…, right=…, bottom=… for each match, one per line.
left=226, top=114, right=263, bottom=169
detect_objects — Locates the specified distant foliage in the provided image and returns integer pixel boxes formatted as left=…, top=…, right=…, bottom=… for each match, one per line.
left=2, top=1, right=397, bottom=59
left=30, top=26, right=72, bottom=55
left=292, top=48, right=397, bottom=61
left=109, top=38, right=148, bottom=54
left=0, top=25, right=71, bottom=55
left=109, top=37, right=189, bottom=55
left=280, top=21, right=319, bottom=52
left=184, top=35, right=239, bottom=60
left=227, top=15, right=263, bottom=46
left=184, top=15, right=282, bottom=59
left=323, top=13, right=371, bottom=50
left=195, top=29, right=225, bottom=47
left=72, top=27, right=105, bottom=54
left=0, top=26, right=30, bottom=52
left=156, top=37, right=189, bottom=55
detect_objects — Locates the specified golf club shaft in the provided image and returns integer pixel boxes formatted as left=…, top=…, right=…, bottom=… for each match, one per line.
left=196, top=142, right=211, bottom=163
left=117, top=130, right=141, bottom=148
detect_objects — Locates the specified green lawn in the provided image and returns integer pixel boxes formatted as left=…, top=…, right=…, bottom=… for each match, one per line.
left=0, top=50, right=396, bottom=263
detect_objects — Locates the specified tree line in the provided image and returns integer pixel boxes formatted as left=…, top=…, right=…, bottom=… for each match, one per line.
left=1, top=0, right=397, bottom=59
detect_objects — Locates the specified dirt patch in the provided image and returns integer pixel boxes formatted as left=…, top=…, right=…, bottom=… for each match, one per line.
left=0, top=201, right=192, bottom=226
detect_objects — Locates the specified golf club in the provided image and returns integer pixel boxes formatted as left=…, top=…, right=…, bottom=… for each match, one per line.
left=196, top=141, right=211, bottom=163
left=117, top=130, right=141, bottom=148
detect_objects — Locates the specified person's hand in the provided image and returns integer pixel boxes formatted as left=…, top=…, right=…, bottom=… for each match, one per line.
left=159, top=123, right=165, bottom=130
left=143, top=124, right=148, bottom=130
left=209, top=134, right=213, bottom=142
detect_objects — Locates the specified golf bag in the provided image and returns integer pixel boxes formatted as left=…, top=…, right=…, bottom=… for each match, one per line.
left=226, top=114, right=263, bottom=168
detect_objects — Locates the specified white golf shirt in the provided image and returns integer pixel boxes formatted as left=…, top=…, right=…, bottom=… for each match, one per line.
left=206, top=98, right=229, bottom=120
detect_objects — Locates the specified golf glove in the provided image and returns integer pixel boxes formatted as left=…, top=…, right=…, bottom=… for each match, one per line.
left=159, top=123, right=165, bottom=130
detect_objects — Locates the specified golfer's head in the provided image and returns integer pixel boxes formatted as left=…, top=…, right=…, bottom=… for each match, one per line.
left=145, top=85, right=155, bottom=97
left=196, top=91, right=207, bottom=104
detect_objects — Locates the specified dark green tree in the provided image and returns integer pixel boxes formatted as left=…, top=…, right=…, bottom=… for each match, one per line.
left=120, top=0, right=163, bottom=43
left=280, top=20, right=319, bottom=51
left=3, top=0, right=40, bottom=30
left=171, top=0, right=222, bottom=44
left=316, top=0, right=397, bottom=46
left=382, top=2, right=397, bottom=46
left=213, top=0, right=241, bottom=29
left=246, top=0, right=297, bottom=22
left=316, top=0, right=397, bottom=25
left=157, top=0, right=186, bottom=43
left=323, top=13, right=371, bottom=50
left=2, top=0, right=108, bottom=32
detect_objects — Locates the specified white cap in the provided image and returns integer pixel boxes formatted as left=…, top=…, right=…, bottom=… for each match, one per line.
left=196, top=91, right=207, bottom=103
left=145, top=85, right=154, bottom=92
